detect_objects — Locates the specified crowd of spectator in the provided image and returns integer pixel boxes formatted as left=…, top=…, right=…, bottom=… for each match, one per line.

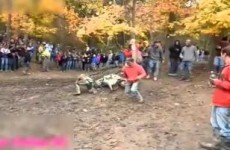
left=0, top=37, right=36, bottom=72
left=53, top=49, right=126, bottom=72
left=0, top=35, right=128, bottom=73
left=0, top=35, right=213, bottom=78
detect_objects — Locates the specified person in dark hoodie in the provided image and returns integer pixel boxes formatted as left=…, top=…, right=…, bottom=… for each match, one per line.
left=168, top=40, right=182, bottom=76
left=100, top=54, right=108, bottom=68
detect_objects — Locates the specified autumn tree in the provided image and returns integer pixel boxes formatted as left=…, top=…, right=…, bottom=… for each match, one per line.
left=134, top=0, right=194, bottom=40
left=179, top=0, right=230, bottom=37
left=178, top=0, right=230, bottom=66
left=0, top=0, right=72, bottom=38
left=76, top=4, right=139, bottom=47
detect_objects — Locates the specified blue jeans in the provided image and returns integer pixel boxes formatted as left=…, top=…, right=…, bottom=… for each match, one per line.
left=1, top=57, right=8, bottom=71
left=211, top=106, right=230, bottom=140
left=8, top=58, right=13, bottom=71
left=11, top=58, right=17, bottom=71
left=66, top=61, right=72, bottom=70
left=148, top=59, right=160, bottom=77
left=180, top=61, right=193, bottom=79
left=72, top=60, right=77, bottom=69
left=213, top=56, right=224, bottom=73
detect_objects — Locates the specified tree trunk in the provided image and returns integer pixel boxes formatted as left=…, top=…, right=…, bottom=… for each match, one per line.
left=131, top=0, right=136, bottom=38
left=6, top=14, right=11, bottom=46
left=208, top=36, right=219, bottom=69
left=6, top=0, right=12, bottom=46
left=57, top=17, right=65, bottom=45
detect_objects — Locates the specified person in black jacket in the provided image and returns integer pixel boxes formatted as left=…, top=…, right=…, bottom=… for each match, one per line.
left=168, top=40, right=182, bottom=76
left=7, top=52, right=13, bottom=71
left=100, top=54, right=108, bottom=68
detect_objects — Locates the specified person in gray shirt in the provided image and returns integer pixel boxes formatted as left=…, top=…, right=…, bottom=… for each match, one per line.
left=180, top=39, right=197, bottom=81
left=147, top=41, right=164, bottom=81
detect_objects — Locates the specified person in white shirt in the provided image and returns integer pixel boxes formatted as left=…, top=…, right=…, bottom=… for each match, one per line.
left=106, top=50, right=113, bottom=67
left=27, top=44, right=34, bottom=57
left=0, top=45, right=10, bottom=71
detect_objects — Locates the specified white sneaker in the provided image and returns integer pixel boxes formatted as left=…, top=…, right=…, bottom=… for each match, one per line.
left=153, top=77, right=158, bottom=81
left=138, top=98, right=144, bottom=103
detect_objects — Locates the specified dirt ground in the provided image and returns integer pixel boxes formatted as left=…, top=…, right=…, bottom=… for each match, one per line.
left=0, top=63, right=214, bottom=150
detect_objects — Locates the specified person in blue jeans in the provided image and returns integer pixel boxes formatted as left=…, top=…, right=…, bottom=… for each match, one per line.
left=7, top=52, right=13, bottom=71
left=0, top=45, right=10, bottom=71
left=214, top=46, right=224, bottom=74
left=147, top=41, right=164, bottom=81
left=66, top=52, right=73, bottom=70
left=119, top=50, right=125, bottom=66
left=91, top=54, right=97, bottom=70
left=180, top=39, right=197, bottom=81
left=72, top=52, right=77, bottom=70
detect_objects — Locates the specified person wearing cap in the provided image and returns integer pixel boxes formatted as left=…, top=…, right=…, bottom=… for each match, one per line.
left=121, top=58, right=146, bottom=103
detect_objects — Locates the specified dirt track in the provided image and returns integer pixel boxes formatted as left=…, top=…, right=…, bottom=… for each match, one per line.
left=0, top=64, right=214, bottom=150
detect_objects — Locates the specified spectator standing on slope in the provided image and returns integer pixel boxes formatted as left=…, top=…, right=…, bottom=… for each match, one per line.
left=179, top=39, right=197, bottom=81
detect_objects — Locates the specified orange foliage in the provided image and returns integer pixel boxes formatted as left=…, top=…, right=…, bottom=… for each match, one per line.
left=135, top=0, right=193, bottom=33
left=63, top=7, right=80, bottom=33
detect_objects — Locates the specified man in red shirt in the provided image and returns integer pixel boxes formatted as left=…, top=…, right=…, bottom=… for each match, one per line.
left=200, top=46, right=230, bottom=149
left=121, top=58, right=146, bottom=103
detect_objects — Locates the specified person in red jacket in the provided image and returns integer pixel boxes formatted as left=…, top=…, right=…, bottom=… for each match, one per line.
left=200, top=46, right=230, bottom=150
left=121, top=58, right=146, bottom=103
left=123, top=46, right=132, bottom=59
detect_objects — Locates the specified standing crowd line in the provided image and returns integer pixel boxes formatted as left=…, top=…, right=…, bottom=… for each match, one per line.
left=0, top=36, right=217, bottom=80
